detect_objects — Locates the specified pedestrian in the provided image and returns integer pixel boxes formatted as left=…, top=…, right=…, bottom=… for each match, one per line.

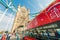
left=1, top=33, right=6, bottom=40
left=6, top=34, right=11, bottom=40
left=16, top=33, right=20, bottom=40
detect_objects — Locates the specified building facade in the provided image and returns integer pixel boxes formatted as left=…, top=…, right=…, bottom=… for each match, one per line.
left=11, top=5, right=30, bottom=33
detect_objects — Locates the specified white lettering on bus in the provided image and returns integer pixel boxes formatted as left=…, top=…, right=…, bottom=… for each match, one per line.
left=50, top=7, right=60, bottom=19
left=50, top=10, right=57, bottom=19
left=53, top=7, right=59, bottom=17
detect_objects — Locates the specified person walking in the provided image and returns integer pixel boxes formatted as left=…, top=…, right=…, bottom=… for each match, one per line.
left=1, top=33, right=6, bottom=40
left=16, top=33, right=20, bottom=40
left=6, top=34, right=11, bottom=40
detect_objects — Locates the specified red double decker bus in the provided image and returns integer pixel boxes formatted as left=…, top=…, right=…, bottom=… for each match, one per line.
left=24, top=0, right=60, bottom=40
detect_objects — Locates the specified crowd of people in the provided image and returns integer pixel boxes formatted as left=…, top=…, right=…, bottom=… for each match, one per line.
left=0, top=32, right=22, bottom=40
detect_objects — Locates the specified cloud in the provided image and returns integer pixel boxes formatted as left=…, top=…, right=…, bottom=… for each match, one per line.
left=0, top=12, right=15, bottom=32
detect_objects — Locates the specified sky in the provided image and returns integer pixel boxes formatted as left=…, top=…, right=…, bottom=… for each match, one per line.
left=0, top=0, right=55, bottom=32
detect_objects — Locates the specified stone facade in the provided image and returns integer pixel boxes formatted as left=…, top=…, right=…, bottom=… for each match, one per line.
left=11, top=5, right=30, bottom=33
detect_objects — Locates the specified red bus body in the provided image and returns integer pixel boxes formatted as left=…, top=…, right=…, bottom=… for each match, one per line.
left=24, top=36, right=36, bottom=40
left=26, top=0, right=60, bottom=30
left=24, top=0, right=60, bottom=40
